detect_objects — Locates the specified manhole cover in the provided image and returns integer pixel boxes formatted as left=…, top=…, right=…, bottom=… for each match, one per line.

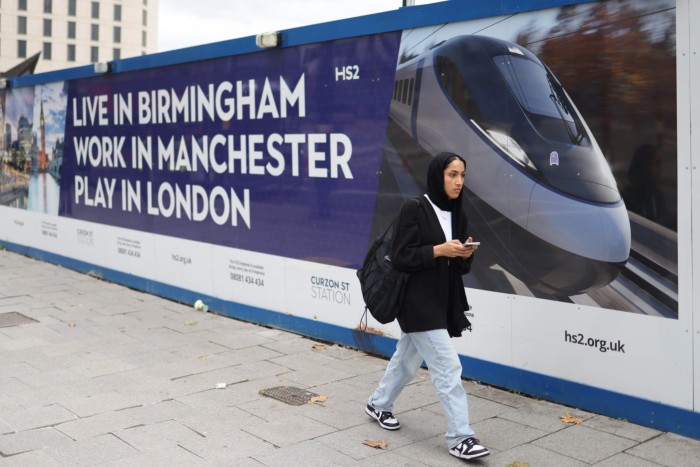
left=0, top=312, right=38, bottom=328
left=259, top=386, right=318, bottom=406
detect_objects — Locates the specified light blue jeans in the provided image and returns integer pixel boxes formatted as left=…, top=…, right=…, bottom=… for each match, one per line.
left=368, top=329, right=475, bottom=448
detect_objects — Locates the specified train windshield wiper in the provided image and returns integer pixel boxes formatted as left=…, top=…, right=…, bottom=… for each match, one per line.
left=547, top=74, right=585, bottom=145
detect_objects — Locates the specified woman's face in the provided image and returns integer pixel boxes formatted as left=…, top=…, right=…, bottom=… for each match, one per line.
left=443, top=158, right=466, bottom=200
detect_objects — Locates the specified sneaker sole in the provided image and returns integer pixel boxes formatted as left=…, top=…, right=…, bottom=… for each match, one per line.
left=365, top=406, right=400, bottom=430
left=449, top=449, right=490, bottom=460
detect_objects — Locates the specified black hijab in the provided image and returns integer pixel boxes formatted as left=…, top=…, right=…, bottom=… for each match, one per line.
left=426, top=154, right=465, bottom=212
left=425, top=154, right=466, bottom=237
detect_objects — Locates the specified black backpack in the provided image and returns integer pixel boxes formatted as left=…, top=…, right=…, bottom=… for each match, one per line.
left=357, top=199, right=420, bottom=328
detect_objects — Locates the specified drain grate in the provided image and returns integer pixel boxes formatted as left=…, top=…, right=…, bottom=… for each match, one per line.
left=0, top=312, right=38, bottom=328
left=259, top=386, right=318, bottom=406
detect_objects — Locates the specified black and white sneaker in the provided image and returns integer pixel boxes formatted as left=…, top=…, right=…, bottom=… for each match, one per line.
left=365, top=403, right=401, bottom=430
left=449, top=437, right=490, bottom=460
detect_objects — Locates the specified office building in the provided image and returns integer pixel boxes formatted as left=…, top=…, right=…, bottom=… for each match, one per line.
left=0, top=0, right=158, bottom=74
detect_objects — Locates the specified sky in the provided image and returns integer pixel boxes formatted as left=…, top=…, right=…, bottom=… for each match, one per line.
left=157, top=0, right=442, bottom=52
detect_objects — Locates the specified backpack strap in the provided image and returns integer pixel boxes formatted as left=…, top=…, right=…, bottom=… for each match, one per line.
left=359, top=307, right=368, bottom=332
left=395, top=196, right=422, bottom=231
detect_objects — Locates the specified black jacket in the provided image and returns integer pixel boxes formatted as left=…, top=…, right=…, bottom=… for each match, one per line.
left=390, top=196, right=472, bottom=337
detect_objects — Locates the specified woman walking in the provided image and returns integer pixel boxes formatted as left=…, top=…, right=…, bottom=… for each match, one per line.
left=365, top=153, right=489, bottom=461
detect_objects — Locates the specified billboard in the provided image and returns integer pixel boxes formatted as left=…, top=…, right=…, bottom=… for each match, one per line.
left=0, top=0, right=696, bottom=438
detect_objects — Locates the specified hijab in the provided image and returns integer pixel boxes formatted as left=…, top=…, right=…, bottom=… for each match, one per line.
left=425, top=154, right=466, bottom=237
left=426, top=154, right=466, bottom=212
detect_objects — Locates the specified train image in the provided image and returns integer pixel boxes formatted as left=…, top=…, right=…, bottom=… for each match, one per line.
left=388, top=35, right=630, bottom=296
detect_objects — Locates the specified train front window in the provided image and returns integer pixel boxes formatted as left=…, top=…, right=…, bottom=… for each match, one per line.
left=436, top=55, right=482, bottom=120
left=494, top=55, right=587, bottom=145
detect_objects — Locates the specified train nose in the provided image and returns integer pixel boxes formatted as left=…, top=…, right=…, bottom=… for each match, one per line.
left=527, top=184, right=631, bottom=263
left=546, top=177, right=621, bottom=204
left=536, top=145, right=621, bottom=204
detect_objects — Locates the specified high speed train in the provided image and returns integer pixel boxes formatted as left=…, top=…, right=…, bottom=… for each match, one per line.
left=389, top=35, right=630, bottom=296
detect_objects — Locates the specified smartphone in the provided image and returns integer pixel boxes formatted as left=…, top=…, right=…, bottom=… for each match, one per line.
left=463, top=241, right=481, bottom=247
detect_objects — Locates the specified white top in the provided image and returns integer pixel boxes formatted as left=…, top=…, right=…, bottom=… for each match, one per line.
left=424, top=194, right=452, bottom=240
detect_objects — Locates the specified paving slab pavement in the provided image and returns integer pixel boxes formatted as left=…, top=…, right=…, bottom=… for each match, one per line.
left=1, top=248, right=699, bottom=466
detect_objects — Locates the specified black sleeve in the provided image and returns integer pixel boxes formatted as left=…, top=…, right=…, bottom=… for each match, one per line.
left=460, top=253, right=474, bottom=273
left=391, top=199, right=435, bottom=272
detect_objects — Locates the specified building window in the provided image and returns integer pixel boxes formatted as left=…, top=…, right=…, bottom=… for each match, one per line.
left=91, top=24, right=99, bottom=41
left=18, top=16, right=27, bottom=34
left=113, top=26, right=121, bottom=43
left=91, top=2, right=99, bottom=19
left=114, top=4, right=122, bottom=22
left=67, top=21, right=75, bottom=39
left=90, top=46, right=98, bottom=63
left=67, top=43, right=76, bottom=61
left=43, top=42, right=52, bottom=60
left=43, top=19, right=52, bottom=37
left=113, top=48, right=121, bottom=60
left=18, top=0, right=27, bottom=11
left=17, top=40, right=26, bottom=58
left=142, top=10, right=147, bottom=27
left=68, top=0, right=76, bottom=16
left=142, top=30, right=147, bottom=47
left=44, top=0, right=52, bottom=13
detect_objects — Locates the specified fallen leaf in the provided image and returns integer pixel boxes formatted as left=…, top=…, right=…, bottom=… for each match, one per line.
left=312, top=343, right=327, bottom=350
left=506, top=461, right=530, bottom=467
left=68, top=322, right=76, bottom=327
left=560, top=412, right=582, bottom=425
left=363, top=439, right=388, bottom=450
left=183, top=321, right=198, bottom=326
left=309, top=394, right=328, bottom=404
left=198, top=355, right=208, bottom=360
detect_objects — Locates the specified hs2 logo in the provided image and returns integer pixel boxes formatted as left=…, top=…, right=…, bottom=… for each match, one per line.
left=335, top=65, right=360, bottom=81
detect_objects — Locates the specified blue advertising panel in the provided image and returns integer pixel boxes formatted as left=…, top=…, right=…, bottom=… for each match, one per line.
left=0, top=2, right=679, bottom=317
left=58, top=33, right=401, bottom=267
